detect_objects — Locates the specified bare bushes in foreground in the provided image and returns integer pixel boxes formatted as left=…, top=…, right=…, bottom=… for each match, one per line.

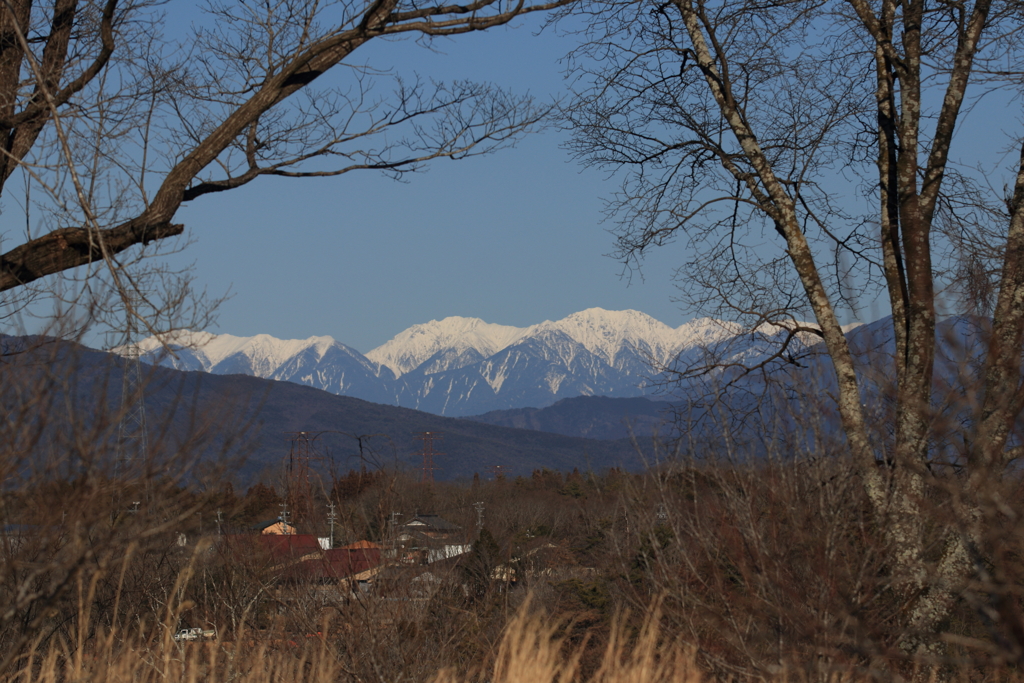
left=2, top=335, right=1022, bottom=680
left=606, top=432, right=1024, bottom=678
left=2, top=452, right=1023, bottom=681
left=3, top=590, right=1023, bottom=683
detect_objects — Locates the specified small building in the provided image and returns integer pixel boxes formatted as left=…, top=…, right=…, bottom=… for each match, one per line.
left=395, top=515, right=469, bottom=564
left=396, top=515, right=462, bottom=542
left=221, top=532, right=381, bottom=584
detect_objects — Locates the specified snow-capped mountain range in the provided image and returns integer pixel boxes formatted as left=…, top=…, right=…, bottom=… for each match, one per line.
left=124, top=308, right=817, bottom=416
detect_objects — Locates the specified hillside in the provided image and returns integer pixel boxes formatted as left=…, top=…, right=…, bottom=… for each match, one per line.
left=126, top=309, right=756, bottom=416
left=466, top=395, right=676, bottom=440
left=3, top=336, right=649, bottom=483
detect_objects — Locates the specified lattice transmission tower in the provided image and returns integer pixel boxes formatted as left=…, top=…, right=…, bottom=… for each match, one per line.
left=115, top=313, right=148, bottom=479
left=414, top=431, right=443, bottom=483
left=285, top=431, right=326, bottom=527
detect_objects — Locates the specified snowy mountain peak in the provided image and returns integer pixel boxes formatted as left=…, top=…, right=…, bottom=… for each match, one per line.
left=676, top=317, right=745, bottom=344
left=363, top=308, right=710, bottom=377
left=134, top=331, right=340, bottom=373
left=366, top=316, right=526, bottom=377
left=116, top=308, right=866, bottom=417
left=537, top=308, right=682, bottom=366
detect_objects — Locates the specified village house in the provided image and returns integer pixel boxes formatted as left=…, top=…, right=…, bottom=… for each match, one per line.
left=394, top=515, right=470, bottom=564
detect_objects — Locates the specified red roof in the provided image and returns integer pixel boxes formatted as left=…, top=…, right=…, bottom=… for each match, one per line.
left=220, top=534, right=380, bottom=581
left=323, top=547, right=380, bottom=577
left=256, top=534, right=319, bottom=557
left=341, top=540, right=381, bottom=550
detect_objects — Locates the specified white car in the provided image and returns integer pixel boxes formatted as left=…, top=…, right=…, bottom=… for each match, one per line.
left=173, top=628, right=215, bottom=642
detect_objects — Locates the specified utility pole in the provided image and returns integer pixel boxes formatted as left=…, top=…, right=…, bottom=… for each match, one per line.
left=327, top=502, right=337, bottom=549
left=474, top=501, right=485, bottom=533
left=279, top=502, right=291, bottom=531
left=389, top=511, right=402, bottom=560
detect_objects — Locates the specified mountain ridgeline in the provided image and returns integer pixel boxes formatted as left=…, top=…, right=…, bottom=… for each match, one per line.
left=128, top=308, right=797, bottom=417
left=82, top=311, right=994, bottom=477
left=124, top=307, right=991, bottom=444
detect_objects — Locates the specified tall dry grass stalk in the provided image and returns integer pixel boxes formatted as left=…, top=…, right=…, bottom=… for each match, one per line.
left=11, top=630, right=344, bottom=683
left=7, top=600, right=703, bottom=683
left=433, top=599, right=706, bottom=683
left=5, top=502, right=1011, bottom=683
left=4, top=593, right=932, bottom=683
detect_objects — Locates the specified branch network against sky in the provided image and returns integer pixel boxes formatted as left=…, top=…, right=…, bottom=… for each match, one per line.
left=159, top=8, right=688, bottom=353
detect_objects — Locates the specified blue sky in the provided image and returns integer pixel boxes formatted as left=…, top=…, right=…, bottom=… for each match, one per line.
left=162, top=12, right=692, bottom=353
left=9, top=1, right=1013, bottom=352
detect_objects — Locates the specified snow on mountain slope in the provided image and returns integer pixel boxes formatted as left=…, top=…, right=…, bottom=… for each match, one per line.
left=365, top=308, right=741, bottom=379
left=271, top=343, right=399, bottom=404
left=121, top=309, right=871, bottom=416
left=366, top=316, right=526, bottom=378
left=676, top=317, right=745, bottom=346
left=391, top=329, right=629, bottom=415
left=211, top=334, right=338, bottom=376
left=132, top=332, right=396, bottom=403
left=536, top=308, right=683, bottom=368
left=135, top=331, right=337, bottom=375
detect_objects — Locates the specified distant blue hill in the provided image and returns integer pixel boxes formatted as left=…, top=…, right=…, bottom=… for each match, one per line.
left=1, top=335, right=652, bottom=483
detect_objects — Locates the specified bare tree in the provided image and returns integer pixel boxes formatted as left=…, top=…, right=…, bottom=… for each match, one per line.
left=564, top=0, right=1024, bottom=662
left=0, top=0, right=576, bottom=634
left=0, top=0, right=572, bottom=337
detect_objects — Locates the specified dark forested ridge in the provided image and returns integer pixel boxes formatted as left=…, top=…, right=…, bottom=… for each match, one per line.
left=465, top=395, right=675, bottom=439
left=2, top=336, right=649, bottom=482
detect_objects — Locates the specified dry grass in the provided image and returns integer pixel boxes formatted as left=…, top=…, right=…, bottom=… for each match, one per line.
left=5, top=598, right=998, bottom=683
left=433, top=601, right=703, bottom=683
left=6, top=603, right=705, bottom=683
left=2, top=340, right=1021, bottom=682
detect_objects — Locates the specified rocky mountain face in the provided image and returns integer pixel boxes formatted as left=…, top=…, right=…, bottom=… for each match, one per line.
left=126, top=309, right=819, bottom=417
left=104, top=313, right=996, bottom=459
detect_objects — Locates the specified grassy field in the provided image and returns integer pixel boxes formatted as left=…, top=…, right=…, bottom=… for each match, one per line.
left=8, top=595, right=1018, bottom=683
